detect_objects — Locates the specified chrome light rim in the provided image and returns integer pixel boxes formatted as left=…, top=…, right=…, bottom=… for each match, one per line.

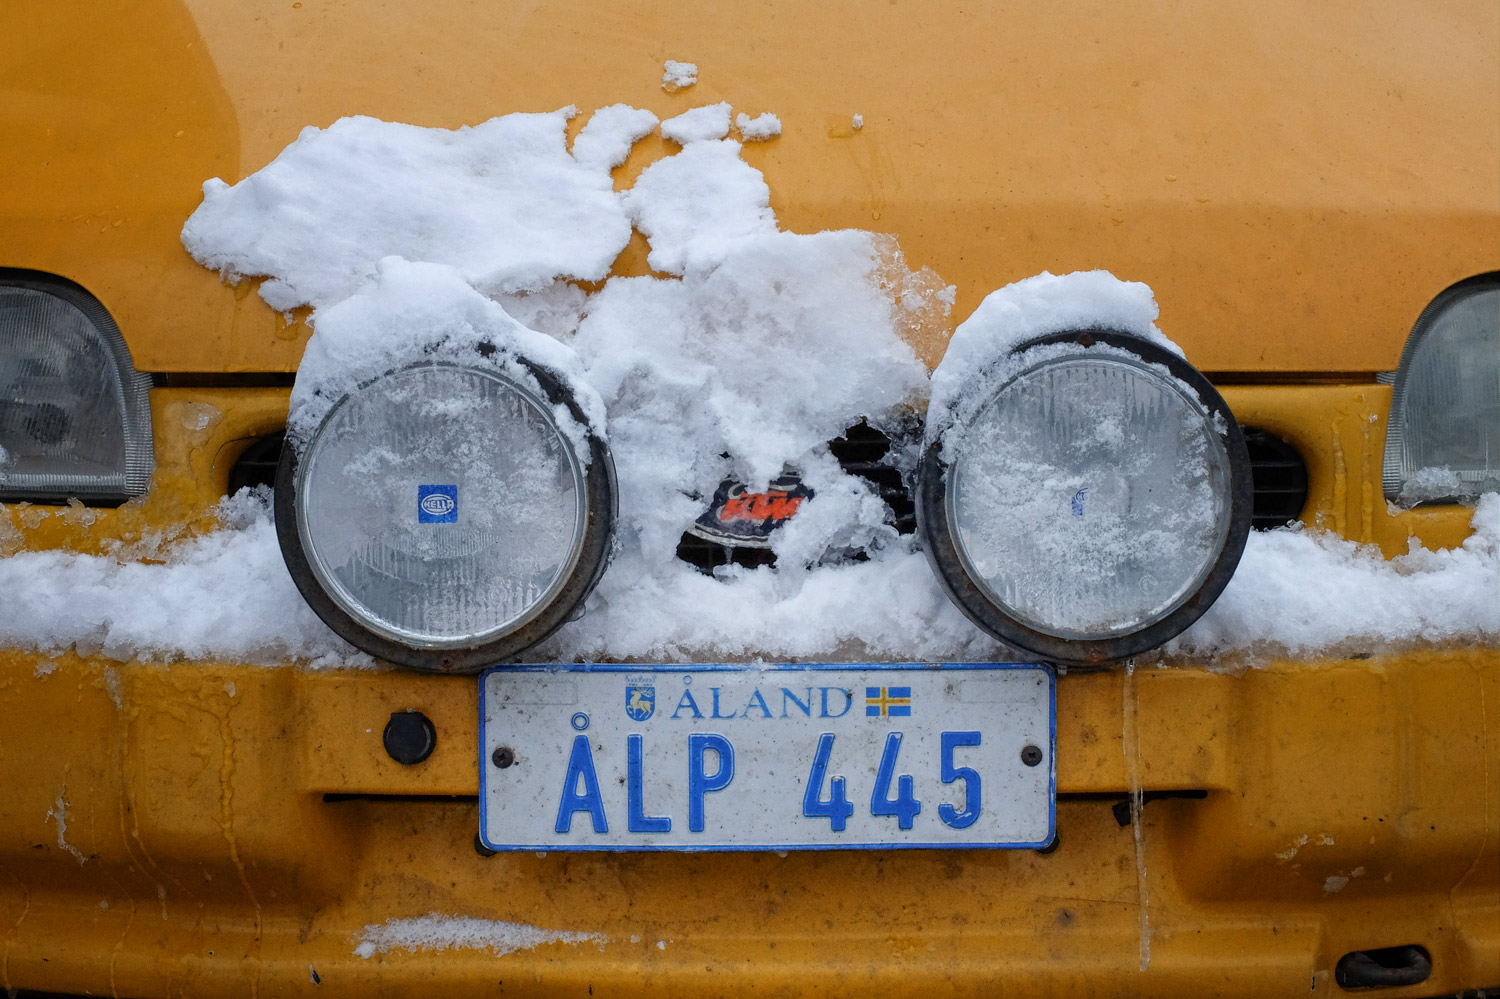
left=275, top=358, right=616, bottom=673
left=917, top=329, right=1253, bottom=667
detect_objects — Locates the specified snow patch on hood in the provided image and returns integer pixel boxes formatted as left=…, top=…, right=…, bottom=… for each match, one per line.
left=661, top=102, right=732, bottom=145
left=623, top=138, right=777, bottom=276
left=661, top=60, right=698, bottom=91
left=570, top=104, right=660, bottom=174
left=181, top=109, right=640, bottom=311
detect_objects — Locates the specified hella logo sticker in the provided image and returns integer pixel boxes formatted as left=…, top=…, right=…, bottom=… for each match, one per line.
left=417, top=484, right=458, bottom=523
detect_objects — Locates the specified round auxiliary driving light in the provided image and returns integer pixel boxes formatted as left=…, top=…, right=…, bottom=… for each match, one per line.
left=918, top=330, right=1252, bottom=666
left=275, top=360, right=615, bottom=673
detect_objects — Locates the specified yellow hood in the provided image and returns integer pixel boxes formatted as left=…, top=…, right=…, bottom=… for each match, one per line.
left=2, top=0, right=1495, bottom=373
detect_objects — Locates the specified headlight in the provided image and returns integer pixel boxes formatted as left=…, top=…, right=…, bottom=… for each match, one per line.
left=1382, top=273, right=1499, bottom=505
left=918, top=330, right=1252, bottom=666
left=275, top=359, right=615, bottom=672
left=0, top=274, right=154, bottom=503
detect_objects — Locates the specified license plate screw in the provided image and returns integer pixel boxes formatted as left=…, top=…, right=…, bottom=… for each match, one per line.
left=1020, top=744, right=1043, bottom=767
left=492, top=746, right=515, bottom=769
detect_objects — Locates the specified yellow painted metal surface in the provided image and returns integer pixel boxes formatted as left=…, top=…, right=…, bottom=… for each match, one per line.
left=3, top=0, right=1499, bottom=995
left=2, top=0, right=1497, bottom=372
left=0, top=651, right=1494, bottom=997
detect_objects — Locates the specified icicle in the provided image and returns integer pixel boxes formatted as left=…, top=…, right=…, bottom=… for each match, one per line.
left=1123, top=661, right=1153, bottom=972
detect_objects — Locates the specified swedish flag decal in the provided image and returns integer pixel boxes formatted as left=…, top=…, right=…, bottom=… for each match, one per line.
left=865, top=686, right=912, bottom=718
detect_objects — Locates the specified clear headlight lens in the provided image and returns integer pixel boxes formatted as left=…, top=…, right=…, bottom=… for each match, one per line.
left=0, top=276, right=153, bottom=503
left=950, top=354, right=1233, bottom=639
left=1383, top=274, right=1500, bottom=506
left=919, top=331, right=1252, bottom=666
left=277, top=360, right=615, bottom=672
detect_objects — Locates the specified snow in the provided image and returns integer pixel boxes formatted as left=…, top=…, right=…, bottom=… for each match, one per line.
left=622, top=139, right=776, bottom=275
left=45, top=789, right=87, bottom=865
left=927, top=270, right=1182, bottom=438
left=180, top=110, right=639, bottom=311
left=0, top=489, right=367, bottom=666
left=285, top=257, right=603, bottom=460
left=661, top=60, right=698, bottom=90
left=660, top=103, right=732, bottom=145
left=0, top=102, right=1495, bottom=669
left=1170, top=493, right=1500, bottom=657
left=353, top=913, right=604, bottom=958
left=736, top=112, right=782, bottom=141
left=570, top=104, right=659, bottom=173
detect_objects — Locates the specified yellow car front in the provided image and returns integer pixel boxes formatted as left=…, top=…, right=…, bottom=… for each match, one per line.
left=1, top=1, right=1496, bottom=996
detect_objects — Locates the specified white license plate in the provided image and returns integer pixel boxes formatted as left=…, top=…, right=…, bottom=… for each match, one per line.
left=478, top=663, right=1055, bottom=852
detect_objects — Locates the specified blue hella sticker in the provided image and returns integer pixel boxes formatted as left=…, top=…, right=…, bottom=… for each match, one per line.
left=418, top=484, right=458, bottom=523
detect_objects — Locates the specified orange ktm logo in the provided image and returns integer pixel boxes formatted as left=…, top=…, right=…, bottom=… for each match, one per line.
left=719, top=490, right=807, bottom=523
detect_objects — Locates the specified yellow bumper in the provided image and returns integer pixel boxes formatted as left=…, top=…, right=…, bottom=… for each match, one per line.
left=0, top=650, right=1495, bottom=997
left=1, top=385, right=1497, bottom=996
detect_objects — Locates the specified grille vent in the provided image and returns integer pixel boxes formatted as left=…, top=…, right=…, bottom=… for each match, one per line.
left=226, top=431, right=284, bottom=496
left=1241, top=426, right=1309, bottom=529
left=827, top=420, right=917, bottom=536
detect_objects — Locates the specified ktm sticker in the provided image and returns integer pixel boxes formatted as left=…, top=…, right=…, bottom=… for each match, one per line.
left=688, top=473, right=814, bottom=549
left=719, top=489, right=806, bottom=522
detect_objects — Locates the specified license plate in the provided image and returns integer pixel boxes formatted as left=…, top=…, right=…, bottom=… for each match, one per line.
left=478, top=663, right=1055, bottom=852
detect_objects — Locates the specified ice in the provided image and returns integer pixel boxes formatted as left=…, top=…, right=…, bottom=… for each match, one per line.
left=661, top=60, right=698, bottom=90
left=353, top=913, right=605, bottom=958
left=1396, top=466, right=1467, bottom=506
left=181, top=111, right=636, bottom=311
left=660, top=103, right=732, bottom=145
left=735, top=112, right=782, bottom=141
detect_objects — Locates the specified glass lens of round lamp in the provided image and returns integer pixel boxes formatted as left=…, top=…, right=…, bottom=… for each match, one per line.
left=296, top=365, right=587, bottom=648
left=948, top=354, right=1233, bottom=640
